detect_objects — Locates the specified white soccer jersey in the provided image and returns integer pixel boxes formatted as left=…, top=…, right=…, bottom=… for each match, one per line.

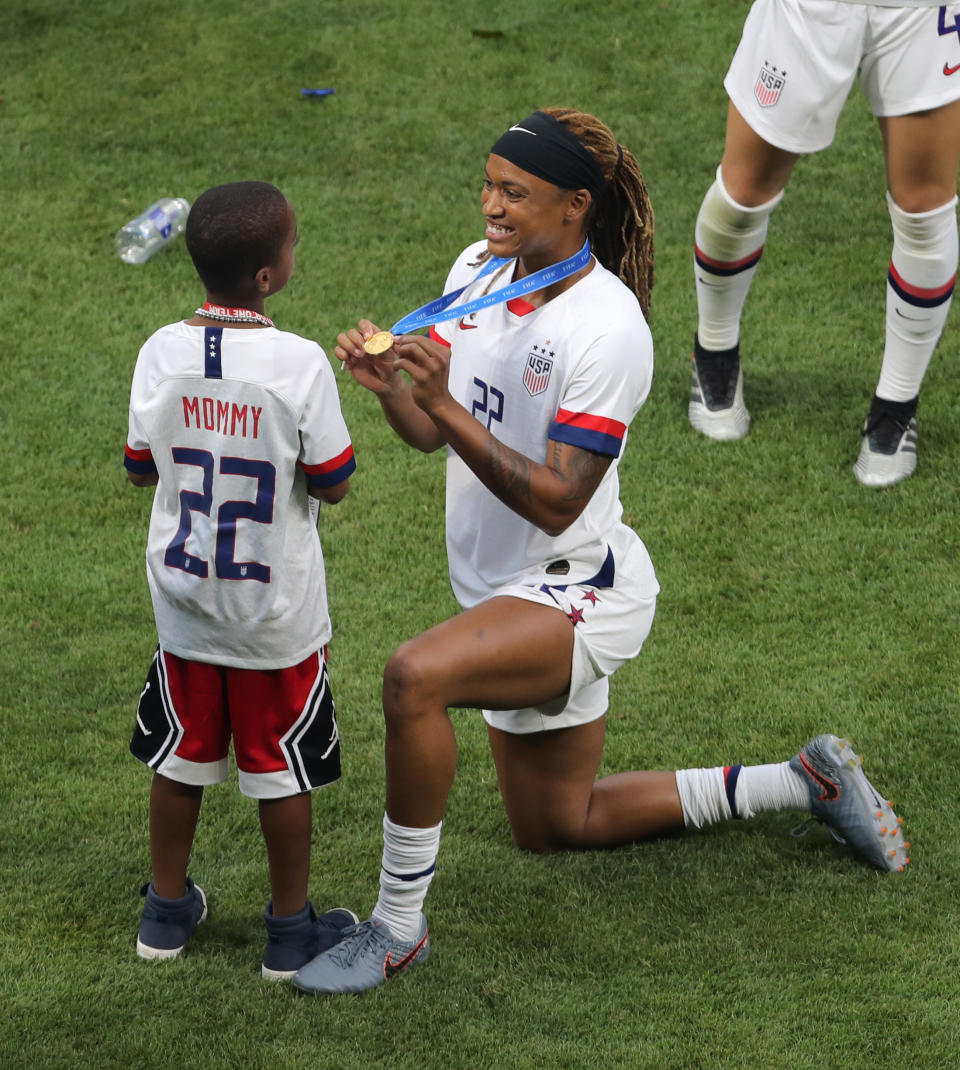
left=431, top=241, right=658, bottom=609
left=125, top=322, right=355, bottom=669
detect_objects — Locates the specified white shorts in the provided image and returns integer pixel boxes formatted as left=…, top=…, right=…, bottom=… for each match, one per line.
left=726, top=0, right=960, bottom=153
left=481, top=527, right=659, bottom=735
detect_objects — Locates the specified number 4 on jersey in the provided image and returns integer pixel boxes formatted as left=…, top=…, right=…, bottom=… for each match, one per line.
left=939, top=6, right=960, bottom=40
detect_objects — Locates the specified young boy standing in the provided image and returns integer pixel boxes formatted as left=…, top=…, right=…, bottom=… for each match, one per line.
left=123, top=181, right=357, bottom=979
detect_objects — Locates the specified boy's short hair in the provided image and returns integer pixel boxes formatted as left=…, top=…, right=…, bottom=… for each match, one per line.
left=186, top=181, right=290, bottom=293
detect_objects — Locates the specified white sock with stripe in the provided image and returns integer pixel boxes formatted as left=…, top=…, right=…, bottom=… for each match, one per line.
left=877, top=193, right=957, bottom=401
left=676, top=761, right=810, bottom=829
left=371, top=813, right=441, bottom=942
left=694, top=165, right=784, bottom=351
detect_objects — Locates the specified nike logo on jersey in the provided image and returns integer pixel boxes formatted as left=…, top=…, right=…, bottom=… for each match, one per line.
left=945, top=61, right=960, bottom=76
left=458, top=315, right=478, bottom=330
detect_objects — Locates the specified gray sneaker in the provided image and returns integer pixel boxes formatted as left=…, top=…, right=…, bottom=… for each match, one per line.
left=291, top=915, right=429, bottom=994
left=790, top=734, right=909, bottom=872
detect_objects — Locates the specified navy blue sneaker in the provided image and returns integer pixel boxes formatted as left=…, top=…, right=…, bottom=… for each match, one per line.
left=262, top=901, right=359, bottom=980
left=137, top=878, right=208, bottom=960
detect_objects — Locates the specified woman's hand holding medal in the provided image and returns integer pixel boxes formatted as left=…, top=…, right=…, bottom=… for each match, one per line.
left=390, top=334, right=454, bottom=417
left=337, top=317, right=454, bottom=416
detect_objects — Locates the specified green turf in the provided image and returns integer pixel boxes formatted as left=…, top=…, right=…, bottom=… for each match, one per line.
left=2, top=1, right=958, bottom=1067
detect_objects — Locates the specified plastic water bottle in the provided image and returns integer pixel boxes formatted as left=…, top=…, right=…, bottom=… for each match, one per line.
left=115, top=197, right=190, bottom=264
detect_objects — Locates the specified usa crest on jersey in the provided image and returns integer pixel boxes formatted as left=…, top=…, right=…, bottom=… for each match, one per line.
left=754, top=63, right=785, bottom=108
left=523, top=345, right=554, bottom=396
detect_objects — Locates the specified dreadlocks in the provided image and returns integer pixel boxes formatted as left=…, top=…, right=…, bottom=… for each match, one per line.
left=541, top=107, right=655, bottom=320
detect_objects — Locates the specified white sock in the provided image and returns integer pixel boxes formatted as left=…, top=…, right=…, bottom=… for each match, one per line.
left=736, top=762, right=810, bottom=819
left=676, top=761, right=809, bottom=829
left=675, top=766, right=730, bottom=829
left=877, top=193, right=957, bottom=401
left=694, top=165, right=783, bottom=351
left=371, top=813, right=441, bottom=942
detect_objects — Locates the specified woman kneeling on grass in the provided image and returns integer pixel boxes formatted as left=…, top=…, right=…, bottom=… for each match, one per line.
left=293, top=108, right=909, bottom=995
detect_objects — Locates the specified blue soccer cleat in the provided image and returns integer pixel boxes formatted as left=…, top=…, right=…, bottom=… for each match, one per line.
left=790, top=734, right=910, bottom=872
left=292, top=914, right=430, bottom=994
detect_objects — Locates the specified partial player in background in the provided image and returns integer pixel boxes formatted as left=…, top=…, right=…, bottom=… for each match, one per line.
left=689, top=0, right=960, bottom=486
left=123, top=181, right=357, bottom=978
left=292, top=109, right=908, bottom=997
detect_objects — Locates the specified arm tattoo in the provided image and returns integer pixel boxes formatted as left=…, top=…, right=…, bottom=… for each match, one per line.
left=486, top=435, right=534, bottom=504
left=478, top=437, right=610, bottom=527
left=548, top=440, right=611, bottom=507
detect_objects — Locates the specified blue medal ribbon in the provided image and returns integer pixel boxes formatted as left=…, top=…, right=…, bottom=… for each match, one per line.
left=389, top=239, right=592, bottom=335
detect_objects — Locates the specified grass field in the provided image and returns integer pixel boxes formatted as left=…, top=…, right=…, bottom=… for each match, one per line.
left=3, top=1, right=959, bottom=1067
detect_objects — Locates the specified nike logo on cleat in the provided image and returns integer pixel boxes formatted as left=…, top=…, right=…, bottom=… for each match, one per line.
left=383, top=930, right=428, bottom=979
left=798, top=752, right=840, bottom=801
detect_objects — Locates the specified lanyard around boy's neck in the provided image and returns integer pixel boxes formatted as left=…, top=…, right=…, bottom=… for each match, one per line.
left=389, top=239, right=592, bottom=335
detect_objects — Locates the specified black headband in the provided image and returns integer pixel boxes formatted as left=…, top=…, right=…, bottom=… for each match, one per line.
left=489, top=111, right=606, bottom=199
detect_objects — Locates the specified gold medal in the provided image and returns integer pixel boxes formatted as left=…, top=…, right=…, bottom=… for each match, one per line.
left=363, top=330, right=395, bottom=355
